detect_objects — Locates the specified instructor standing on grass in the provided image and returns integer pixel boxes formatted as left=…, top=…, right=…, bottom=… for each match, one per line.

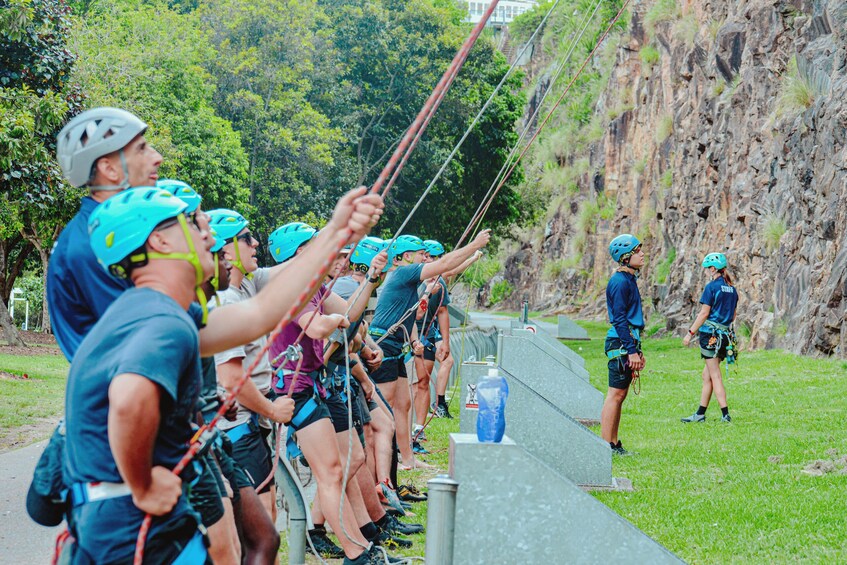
left=602, top=234, right=645, bottom=456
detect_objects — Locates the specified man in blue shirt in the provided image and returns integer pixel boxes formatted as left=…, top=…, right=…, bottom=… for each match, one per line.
left=370, top=230, right=490, bottom=471
left=602, top=234, right=646, bottom=456
left=68, top=185, right=382, bottom=563
left=49, top=107, right=163, bottom=361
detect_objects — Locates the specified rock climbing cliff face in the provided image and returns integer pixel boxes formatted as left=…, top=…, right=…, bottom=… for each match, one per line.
left=504, top=0, right=847, bottom=356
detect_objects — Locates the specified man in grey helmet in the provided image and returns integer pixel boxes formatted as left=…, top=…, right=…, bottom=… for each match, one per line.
left=48, top=107, right=163, bottom=360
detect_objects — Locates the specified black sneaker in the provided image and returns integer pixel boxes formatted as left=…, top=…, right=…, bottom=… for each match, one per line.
left=436, top=402, right=452, bottom=419
left=681, top=413, right=706, bottom=423
left=611, top=440, right=633, bottom=457
left=385, top=513, right=424, bottom=535
left=412, top=440, right=429, bottom=454
left=343, top=544, right=404, bottom=564
left=721, top=413, right=732, bottom=423
left=373, top=527, right=412, bottom=549
left=308, top=526, right=344, bottom=558
left=398, top=483, right=427, bottom=502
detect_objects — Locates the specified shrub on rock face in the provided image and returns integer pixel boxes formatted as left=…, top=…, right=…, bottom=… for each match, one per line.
left=762, top=214, right=787, bottom=253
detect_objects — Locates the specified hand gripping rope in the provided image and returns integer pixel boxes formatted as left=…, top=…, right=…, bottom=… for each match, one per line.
left=132, top=2, right=503, bottom=563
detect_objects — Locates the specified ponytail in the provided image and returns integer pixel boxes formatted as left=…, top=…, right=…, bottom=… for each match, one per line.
left=719, top=268, right=733, bottom=286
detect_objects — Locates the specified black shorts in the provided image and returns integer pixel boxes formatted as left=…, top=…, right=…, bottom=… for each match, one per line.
left=289, top=390, right=332, bottom=432
left=229, top=425, right=273, bottom=494
left=356, top=389, right=372, bottom=425
left=370, top=349, right=407, bottom=384
left=699, top=331, right=728, bottom=360
left=325, top=392, right=354, bottom=434
left=188, top=453, right=226, bottom=527
left=605, top=337, right=640, bottom=390
left=215, top=439, right=251, bottom=501
left=422, top=343, right=436, bottom=362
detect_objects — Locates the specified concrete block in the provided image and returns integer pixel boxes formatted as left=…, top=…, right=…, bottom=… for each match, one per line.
left=449, top=434, right=684, bottom=565
left=447, top=303, right=467, bottom=327
left=459, top=362, right=612, bottom=487
left=498, top=333, right=602, bottom=423
left=558, top=314, right=590, bottom=340
left=512, top=328, right=587, bottom=375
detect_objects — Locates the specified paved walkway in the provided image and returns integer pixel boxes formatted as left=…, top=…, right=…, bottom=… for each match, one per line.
left=0, top=440, right=60, bottom=564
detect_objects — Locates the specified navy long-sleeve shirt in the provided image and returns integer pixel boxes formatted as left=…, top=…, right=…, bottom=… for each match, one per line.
left=605, top=270, right=644, bottom=354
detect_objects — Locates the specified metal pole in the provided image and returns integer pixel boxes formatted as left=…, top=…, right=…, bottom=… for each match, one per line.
left=276, top=455, right=309, bottom=565
left=24, top=300, right=29, bottom=331
left=521, top=300, right=529, bottom=324
left=425, top=474, right=459, bottom=565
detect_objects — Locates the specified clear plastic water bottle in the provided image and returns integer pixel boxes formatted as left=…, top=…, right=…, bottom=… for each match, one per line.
left=476, top=367, right=509, bottom=443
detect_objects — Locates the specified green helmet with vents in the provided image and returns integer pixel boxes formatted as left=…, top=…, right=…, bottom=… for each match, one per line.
left=389, top=235, right=426, bottom=263
left=268, top=222, right=317, bottom=264
left=423, top=239, right=445, bottom=257
left=702, top=252, right=727, bottom=270
left=156, top=179, right=202, bottom=213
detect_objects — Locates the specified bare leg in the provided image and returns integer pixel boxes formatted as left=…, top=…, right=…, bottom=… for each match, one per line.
left=601, top=387, right=629, bottom=445
left=434, top=351, right=454, bottom=397
left=297, top=419, right=369, bottom=559
left=705, top=357, right=727, bottom=408
left=394, top=376, right=415, bottom=466
left=234, top=485, right=280, bottom=565
left=699, top=364, right=713, bottom=408
left=207, top=497, right=241, bottom=565
left=334, top=428, right=370, bottom=530
left=414, top=357, right=435, bottom=428
left=368, top=404, right=394, bottom=484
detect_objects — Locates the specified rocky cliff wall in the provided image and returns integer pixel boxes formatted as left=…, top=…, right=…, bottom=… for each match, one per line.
left=502, top=0, right=847, bottom=355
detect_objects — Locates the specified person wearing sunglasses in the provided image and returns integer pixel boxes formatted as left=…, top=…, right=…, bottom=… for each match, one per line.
left=603, top=234, right=646, bottom=456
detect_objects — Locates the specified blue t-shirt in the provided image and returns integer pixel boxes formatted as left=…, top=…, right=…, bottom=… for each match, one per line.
left=605, top=270, right=644, bottom=354
left=47, top=196, right=132, bottom=361
left=371, top=263, right=424, bottom=349
left=699, top=276, right=738, bottom=330
left=64, top=287, right=201, bottom=561
left=416, top=277, right=450, bottom=339
left=332, top=275, right=361, bottom=301
left=47, top=196, right=204, bottom=361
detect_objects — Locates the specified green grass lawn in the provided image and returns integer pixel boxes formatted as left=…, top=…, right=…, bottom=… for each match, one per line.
left=0, top=352, right=68, bottom=449
left=566, top=321, right=847, bottom=564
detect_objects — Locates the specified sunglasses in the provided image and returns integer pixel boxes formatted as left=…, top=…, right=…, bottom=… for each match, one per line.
left=235, top=231, right=256, bottom=244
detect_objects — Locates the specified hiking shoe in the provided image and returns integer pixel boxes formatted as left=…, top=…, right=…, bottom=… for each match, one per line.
left=681, top=413, right=706, bottom=423
left=611, top=440, right=633, bottom=457
left=373, top=527, right=412, bottom=549
left=721, top=414, right=732, bottom=423
left=412, top=426, right=427, bottom=442
left=343, top=544, right=403, bottom=565
left=379, top=480, right=406, bottom=515
left=307, top=527, right=344, bottom=559
left=385, top=513, right=424, bottom=535
left=435, top=402, right=452, bottom=419
left=383, top=504, right=405, bottom=517
left=412, top=440, right=429, bottom=454
left=398, top=484, right=427, bottom=502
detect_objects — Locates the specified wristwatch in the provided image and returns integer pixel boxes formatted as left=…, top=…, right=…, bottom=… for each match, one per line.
left=688, top=329, right=696, bottom=336
left=368, top=275, right=380, bottom=284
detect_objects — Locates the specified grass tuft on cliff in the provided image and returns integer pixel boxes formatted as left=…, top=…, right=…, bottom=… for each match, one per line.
left=775, top=56, right=817, bottom=117
left=762, top=214, right=787, bottom=253
left=644, top=0, right=680, bottom=33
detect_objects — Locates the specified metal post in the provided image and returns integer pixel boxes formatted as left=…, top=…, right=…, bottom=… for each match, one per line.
left=276, top=455, right=309, bottom=565
left=521, top=300, right=529, bottom=324
left=425, top=474, right=459, bottom=565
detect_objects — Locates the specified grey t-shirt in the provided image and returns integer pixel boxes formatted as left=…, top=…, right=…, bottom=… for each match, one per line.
left=213, top=267, right=274, bottom=430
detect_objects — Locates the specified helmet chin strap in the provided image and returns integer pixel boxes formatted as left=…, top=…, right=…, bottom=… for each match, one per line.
left=87, top=149, right=133, bottom=192
left=210, top=252, right=222, bottom=307
left=145, top=214, right=211, bottom=324
left=230, top=237, right=254, bottom=281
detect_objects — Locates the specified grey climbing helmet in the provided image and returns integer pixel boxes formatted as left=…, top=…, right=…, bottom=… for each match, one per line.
left=56, top=107, right=148, bottom=188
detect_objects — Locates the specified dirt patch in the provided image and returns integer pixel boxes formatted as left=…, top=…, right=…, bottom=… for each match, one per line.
left=0, top=416, right=61, bottom=454
left=802, top=449, right=847, bottom=477
left=0, top=331, right=61, bottom=356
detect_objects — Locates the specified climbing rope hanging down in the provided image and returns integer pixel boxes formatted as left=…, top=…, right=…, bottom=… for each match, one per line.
left=459, top=0, right=633, bottom=248
left=132, top=2, right=504, bottom=563
left=403, top=0, right=607, bottom=444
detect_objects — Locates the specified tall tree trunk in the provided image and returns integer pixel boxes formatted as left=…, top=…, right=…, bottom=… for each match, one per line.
left=37, top=243, right=51, bottom=334
left=0, top=298, right=25, bottom=346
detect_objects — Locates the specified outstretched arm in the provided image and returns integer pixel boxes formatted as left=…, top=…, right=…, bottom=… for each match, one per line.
left=443, top=250, right=483, bottom=282
left=200, top=187, right=383, bottom=356
left=420, top=230, right=490, bottom=282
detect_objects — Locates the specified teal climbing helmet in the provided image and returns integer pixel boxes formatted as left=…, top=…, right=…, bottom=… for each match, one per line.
left=609, top=234, right=641, bottom=263
left=155, top=179, right=202, bottom=213
left=351, top=236, right=387, bottom=269
left=88, top=187, right=188, bottom=275
left=389, top=235, right=426, bottom=262
left=268, top=222, right=317, bottom=264
left=423, top=239, right=445, bottom=257
left=209, top=226, right=226, bottom=253
left=702, top=252, right=727, bottom=270
left=207, top=209, right=249, bottom=240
